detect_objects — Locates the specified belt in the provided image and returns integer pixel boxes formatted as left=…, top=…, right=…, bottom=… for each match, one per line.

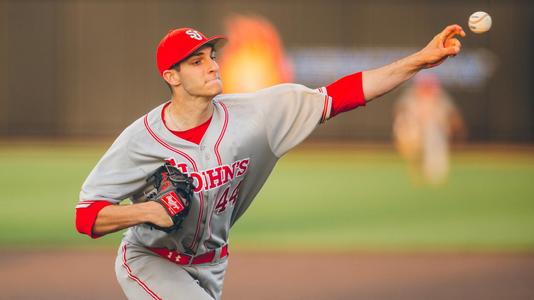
left=148, top=244, right=228, bottom=266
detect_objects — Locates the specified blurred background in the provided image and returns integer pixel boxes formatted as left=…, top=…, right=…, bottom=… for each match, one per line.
left=0, top=0, right=533, bottom=299
left=0, top=0, right=532, bottom=141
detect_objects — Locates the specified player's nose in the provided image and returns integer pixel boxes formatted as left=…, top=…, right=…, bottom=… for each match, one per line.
left=208, top=57, right=220, bottom=73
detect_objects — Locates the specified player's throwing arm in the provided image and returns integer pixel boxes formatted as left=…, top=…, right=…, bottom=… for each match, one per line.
left=362, top=25, right=465, bottom=102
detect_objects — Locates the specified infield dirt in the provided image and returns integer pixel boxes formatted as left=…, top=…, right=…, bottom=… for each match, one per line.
left=0, top=249, right=533, bottom=300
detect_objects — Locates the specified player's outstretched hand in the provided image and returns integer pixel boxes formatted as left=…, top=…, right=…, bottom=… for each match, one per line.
left=416, top=24, right=466, bottom=69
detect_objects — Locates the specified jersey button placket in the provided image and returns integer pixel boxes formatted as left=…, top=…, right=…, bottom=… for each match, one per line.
left=198, top=143, right=211, bottom=252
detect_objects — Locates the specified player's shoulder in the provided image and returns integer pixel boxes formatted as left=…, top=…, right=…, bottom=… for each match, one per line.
left=215, top=83, right=316, bottom=105
left=113, top=103, right=166, bottom=145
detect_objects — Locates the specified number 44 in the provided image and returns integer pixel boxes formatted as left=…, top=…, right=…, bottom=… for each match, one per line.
left=214, top=181, right=243, bottom=214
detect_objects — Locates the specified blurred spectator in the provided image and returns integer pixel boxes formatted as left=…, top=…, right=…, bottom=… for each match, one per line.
left=393, top=73, right=466, bottom=186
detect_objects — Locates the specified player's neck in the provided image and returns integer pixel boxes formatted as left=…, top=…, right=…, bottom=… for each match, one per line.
left=166, top=94, right=214, bottom=131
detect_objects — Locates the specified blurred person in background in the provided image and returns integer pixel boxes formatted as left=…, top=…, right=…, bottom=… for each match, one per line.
left=393, top=73, right=466, bottom=185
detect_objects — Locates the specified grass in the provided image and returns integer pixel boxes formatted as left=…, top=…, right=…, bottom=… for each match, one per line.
left=0, top=143, right=533, bottom=251
left=230, top=148, right=534, bottom=252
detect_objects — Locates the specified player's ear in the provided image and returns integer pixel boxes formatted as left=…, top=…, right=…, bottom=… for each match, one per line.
left=162, top=69, right=181, bottom=87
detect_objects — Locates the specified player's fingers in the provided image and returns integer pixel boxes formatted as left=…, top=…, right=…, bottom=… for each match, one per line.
left=439, top=25, right=465, bottom=47
left=460, top=27, right=466, bottom=37
left=445, top=38, right=462, bottom=55
left=447, top=25, right=466, bottom=39
left=445, top=38, right=461, bottom=48
left=442, top=24, right=462, bottom=38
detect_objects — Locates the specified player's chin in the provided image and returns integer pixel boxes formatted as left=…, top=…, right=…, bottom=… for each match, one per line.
left=205, top=79, right=223, bottom=96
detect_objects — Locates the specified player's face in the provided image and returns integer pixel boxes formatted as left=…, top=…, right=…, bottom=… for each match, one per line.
left=177, top=46, right=222, bottom=98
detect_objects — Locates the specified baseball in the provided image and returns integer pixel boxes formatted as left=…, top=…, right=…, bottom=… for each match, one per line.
left=468, top=11, right=492, bottom=34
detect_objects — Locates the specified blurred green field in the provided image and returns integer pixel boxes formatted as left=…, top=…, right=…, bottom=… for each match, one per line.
left=1, top=143, right=533, bottom=251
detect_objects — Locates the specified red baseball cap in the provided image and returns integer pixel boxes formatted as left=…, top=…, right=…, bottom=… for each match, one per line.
left=156, top=28, right=227, bottom=76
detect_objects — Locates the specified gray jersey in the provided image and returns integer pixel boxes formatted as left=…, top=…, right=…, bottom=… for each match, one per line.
left=80, top=83, right=331, bottom=255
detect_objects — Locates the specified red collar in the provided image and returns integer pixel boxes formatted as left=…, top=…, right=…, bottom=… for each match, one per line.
left=161, top=102, right=212, bottom=145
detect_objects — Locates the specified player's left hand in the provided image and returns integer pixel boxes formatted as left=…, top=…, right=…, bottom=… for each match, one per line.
left=145, top=162, right=195, bottom=232
left=416, top=24, right=466, bottom=69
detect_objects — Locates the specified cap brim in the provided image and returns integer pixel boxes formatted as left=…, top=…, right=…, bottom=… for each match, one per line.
left=204, top=35, right=228, bottom=50
left=162, top=35, right=228, bottom=73
left=184, top=35, right=228, bottom=61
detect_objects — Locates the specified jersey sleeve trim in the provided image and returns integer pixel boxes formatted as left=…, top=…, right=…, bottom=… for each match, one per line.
left=75, top=200, right=113, bottom=239
left=316, top=87, right=333, bottom=123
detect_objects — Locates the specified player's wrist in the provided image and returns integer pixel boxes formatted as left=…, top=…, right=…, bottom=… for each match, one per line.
left=139, top=201, right=164, bottom=223
left=406, top=52, right=427, bottom=71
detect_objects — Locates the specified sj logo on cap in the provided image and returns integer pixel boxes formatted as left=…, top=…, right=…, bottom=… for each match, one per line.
left=186, top=29, right=203, bottom=40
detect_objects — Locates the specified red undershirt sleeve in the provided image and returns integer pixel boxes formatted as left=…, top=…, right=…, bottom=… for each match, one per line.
left=325, top=71, right=366, bottom=118
left=75, top=200, right=113, bottom=239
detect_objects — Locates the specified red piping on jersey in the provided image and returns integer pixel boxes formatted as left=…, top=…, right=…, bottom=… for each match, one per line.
left=214, top=101, right=229, bottom=166
left=205, top=101, right=229, bottom=248
left=315, top=87, right=329, bottom=122
left=320, top=92, right=329, bottom=123
left=144, top=115, right=199, bottom=170
left=121, top=244, right=162, bottom=300
left=144, top=114, right=204, bottom=250
left=161, top=102, right=212, bottom=145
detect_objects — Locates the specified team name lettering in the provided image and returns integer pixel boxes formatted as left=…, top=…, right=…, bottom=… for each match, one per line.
left=165, top=158, right=250, bottom=193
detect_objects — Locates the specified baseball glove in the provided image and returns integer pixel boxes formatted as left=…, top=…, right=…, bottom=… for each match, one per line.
left=144, top=162, right=195, bottom=232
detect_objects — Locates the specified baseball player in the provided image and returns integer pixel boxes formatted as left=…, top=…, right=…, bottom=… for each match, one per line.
left=393, top=73, right=466, bottom=185
left=75, top=25, right=465, bottom=299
